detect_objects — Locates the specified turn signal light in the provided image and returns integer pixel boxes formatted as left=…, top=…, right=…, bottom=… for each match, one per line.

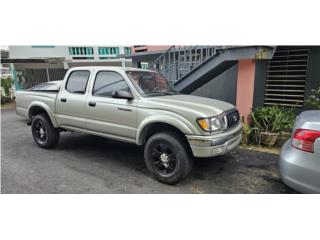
left=292, top=129, right=320, bottom=153
left=197, top=118, right=210, bottom=131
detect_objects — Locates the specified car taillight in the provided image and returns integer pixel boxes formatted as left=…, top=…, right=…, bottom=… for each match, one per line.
left=292, top=129, right=320, bottom=153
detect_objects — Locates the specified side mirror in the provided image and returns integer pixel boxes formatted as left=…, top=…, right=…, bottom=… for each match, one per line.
left=112, top=90, right=134, bottom=100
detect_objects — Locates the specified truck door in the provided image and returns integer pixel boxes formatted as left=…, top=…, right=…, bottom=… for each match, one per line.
left=55, top=70, right=91, bottom=129
left=84, top=70, right=138, bottom=141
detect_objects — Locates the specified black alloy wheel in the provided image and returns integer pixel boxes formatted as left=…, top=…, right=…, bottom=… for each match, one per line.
left=31, top=114, right=60, bottom=149
left=144, top=131, right=193, bottom=184
left=32, top=118, right=48, bottom=145
left=151, top=143, right=177, bottom=175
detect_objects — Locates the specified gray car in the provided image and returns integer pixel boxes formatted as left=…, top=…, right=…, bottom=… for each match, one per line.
left=280, top=110, right=320, bottom=193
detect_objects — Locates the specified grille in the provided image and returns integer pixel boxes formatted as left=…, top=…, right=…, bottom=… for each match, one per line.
left=264, top=47, right=309, bottom=108
left=226, top=110, right=240, bottom=128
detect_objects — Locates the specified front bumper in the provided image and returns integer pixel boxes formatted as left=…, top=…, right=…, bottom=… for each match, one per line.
left=186, top=123, right=242, bottom=158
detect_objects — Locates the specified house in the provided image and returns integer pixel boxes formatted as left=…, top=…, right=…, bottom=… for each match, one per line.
left=5, top=46, right=133, bottom=90
left=3, top=45, right=319, bottom=119
left=129, top=45, right=170, bottom=69
left=124, top=45, right=320, bottom=118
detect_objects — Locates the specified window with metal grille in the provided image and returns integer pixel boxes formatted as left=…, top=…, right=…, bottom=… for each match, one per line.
left=68, top=47, right=94, bottom=59
left=124, top=47, right=132, bottom=54
left=98, top=47, right=119, bottom=55
left=69, top=47, right=94, bottom=55
left=264, top=47, right=309, bottom=108
left=140, top=62, right=149, bottom=69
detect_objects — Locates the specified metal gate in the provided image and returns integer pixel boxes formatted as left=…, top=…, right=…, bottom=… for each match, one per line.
left=24, top=68, right=67, bottom=88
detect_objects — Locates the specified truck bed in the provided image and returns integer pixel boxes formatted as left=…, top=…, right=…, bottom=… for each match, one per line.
left=15, top=81, right=62, bottom=119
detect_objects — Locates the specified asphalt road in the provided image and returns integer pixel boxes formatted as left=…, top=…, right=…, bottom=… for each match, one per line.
left=1, top=109, right=297, bottom=193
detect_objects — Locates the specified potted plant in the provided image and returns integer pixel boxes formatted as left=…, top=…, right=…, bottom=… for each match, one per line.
left=250, top=106, right=295, bottom=147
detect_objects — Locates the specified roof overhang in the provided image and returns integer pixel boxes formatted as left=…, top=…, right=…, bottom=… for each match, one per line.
left=119, top=50, right=167, bottom=61
left=1, top=58, right=65, bottom=64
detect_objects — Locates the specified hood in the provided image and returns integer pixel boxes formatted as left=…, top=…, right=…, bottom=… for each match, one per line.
left=140, top=94, right=235, bottom=117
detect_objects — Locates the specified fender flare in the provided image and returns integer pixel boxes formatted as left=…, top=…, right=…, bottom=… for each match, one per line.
left=28, top=101, right=58, bottom=128
left=136, top=115, right=196, bottom=145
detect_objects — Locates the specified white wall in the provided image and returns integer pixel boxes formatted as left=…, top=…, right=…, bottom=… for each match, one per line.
left=9, top=46, right=70, bottom=59
left=9, top=46, right=130, bottom=62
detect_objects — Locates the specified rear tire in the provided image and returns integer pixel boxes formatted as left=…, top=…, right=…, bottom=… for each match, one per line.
left=31, top=114, right=59, bottom=149
left=144, top=131, right=193, bottom=184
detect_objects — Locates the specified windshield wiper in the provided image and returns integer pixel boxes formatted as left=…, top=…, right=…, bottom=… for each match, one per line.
left=160, top=90, right=180, bottom=95
left=145, top=91, right=179, bottom=96
left=144, top=89, right=180, bottom=97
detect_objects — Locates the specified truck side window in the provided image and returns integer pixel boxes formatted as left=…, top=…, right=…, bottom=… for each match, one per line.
left=93, top=71, right=130, bottom=97
left=66, top=70, right=90, bottom=94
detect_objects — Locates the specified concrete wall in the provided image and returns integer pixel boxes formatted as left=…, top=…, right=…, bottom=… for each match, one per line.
left=191, top=64, right=238, bottom=105
left=252, top=60, right=268, bottom=108
left=236, top=60, right=256, bottom=119
left=9, top=46, right=69, bottom=59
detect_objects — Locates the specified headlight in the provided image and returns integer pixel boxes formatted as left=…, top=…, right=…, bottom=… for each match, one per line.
left=210, top=117, right=224, bottom=130
left=197, top=115, right=227, bottom=132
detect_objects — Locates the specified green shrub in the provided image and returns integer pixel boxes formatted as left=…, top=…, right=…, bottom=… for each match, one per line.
left=250, top=106, right=296, bottom=144
left=1, top=77, right=11, bottom=97
left=305, top=86, right=320, bottom=110
left=251, top=106, right=295, bottom=133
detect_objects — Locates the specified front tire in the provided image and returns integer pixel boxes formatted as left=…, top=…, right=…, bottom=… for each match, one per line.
left=144, top=131, right=193, bottom=184
left=31, top=114, right=59, bottom=149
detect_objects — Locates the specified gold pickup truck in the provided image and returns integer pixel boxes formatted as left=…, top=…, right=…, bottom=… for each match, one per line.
left=16, top=66, right=242, bottom=184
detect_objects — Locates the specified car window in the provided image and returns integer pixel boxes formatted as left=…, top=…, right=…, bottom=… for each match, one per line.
left=66, top=70, right=90, bottom=94
left=93, top=71, right=130, bottom=97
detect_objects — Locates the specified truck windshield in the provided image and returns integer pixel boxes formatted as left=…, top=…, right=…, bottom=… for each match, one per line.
left=126, top=71, right=179, bottom=96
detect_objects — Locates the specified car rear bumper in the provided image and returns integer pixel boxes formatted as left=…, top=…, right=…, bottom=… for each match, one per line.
left=186, top=123, right=242, bottom=158
left=279, top=140, right=320, bottom=193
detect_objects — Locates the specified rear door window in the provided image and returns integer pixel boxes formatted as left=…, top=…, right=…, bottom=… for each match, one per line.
left=66, top=70, right=90, bottom=94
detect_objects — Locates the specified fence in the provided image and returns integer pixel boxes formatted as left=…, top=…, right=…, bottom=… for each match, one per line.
left=24, top=68, right=67, bottom=88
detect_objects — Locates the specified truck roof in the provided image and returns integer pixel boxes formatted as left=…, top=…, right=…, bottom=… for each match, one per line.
left=68, top=66, right=155, bottom=72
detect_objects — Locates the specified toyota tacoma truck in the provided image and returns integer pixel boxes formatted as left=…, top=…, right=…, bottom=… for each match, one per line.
left=16, top=66, right=242, bottom=184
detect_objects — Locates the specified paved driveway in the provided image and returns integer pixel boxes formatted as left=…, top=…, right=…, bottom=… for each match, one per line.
left=1, top=109, right=296, bottom=193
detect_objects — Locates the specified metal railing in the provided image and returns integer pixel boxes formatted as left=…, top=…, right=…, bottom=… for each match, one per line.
left=148, top=45, right=220, bottom=83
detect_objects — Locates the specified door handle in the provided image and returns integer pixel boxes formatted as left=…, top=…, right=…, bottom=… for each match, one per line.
left=117, top=107, right=132, bottom=112
left=61, top=98, right=67, bottom=102
left=89, top=102, right=96, bottom=107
